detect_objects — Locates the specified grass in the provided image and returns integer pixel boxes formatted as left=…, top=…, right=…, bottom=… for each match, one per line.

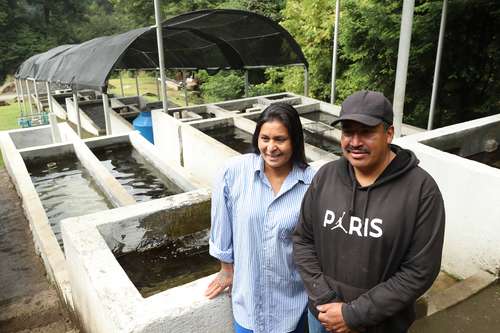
left=0, top=98, right=20, bottom=168
left=108, top=73, right=203, bottom=107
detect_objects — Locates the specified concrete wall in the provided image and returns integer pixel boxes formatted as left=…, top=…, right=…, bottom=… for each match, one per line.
left=62, top=189, right=233, bottom=333
left=395, top=114, right=500, bottom=278
left=129, top=131, right=206, bottom=190
left=8, top=126, right=53, bottom=149
left=65, top=98, right=101, bottom=136
left=50, top=95, right=68, bottom=120
left=183, top=119, right=240, bottom=185
left=152, top=110, right=183, bottom=166
left=109, top=108, right=134, bottom=135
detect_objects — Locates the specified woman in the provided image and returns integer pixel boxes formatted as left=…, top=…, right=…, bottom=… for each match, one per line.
left=205, top=103, right=315, bottom=333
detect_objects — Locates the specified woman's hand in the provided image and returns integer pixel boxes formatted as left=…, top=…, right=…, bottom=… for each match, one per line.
left=205, top=262, right=233, bottom=299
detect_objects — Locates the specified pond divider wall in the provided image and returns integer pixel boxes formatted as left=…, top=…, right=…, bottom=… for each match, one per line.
left=395, top=114, right=500, bottom=278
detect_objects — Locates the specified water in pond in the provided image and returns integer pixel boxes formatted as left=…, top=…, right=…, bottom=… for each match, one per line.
left=28, top=154, right=112, bottom=249
left=200, top=112, right=216, bottom=119
left=91, top=144, right=183, bottom=202
left=466, top=149, right=500, bottom=169
left=203, top=126, right=254, bottom=154
left=117, top=229, right=219, bottom=298
left=301, top=111, right=338, bottom=126
left=266, top=94, right=292, bottom=100
left=303, top=129, right=342, bottom=155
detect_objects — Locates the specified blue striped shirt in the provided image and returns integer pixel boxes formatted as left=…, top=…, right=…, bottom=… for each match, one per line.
left=209, top=153, right=316, bottom=333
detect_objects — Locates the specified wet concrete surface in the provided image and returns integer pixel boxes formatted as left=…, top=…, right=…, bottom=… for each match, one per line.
left=0, top=169, right=77, bottom=332
left=410, top=281, right=500, bottom=333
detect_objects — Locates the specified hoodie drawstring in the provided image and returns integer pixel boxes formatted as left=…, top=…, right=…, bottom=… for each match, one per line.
left=362, top=187, right=372, bottom=223
left=349, top=178, right=357, bottom=216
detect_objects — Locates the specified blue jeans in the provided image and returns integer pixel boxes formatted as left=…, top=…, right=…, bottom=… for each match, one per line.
left=308, top=310, right=329, bottom=333
left=233, top=311, right=307, bottom=333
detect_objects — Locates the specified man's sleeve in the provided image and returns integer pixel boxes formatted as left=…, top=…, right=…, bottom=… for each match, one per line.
left=342, top=185, right=446, bottom=330
left=208, top=166, right=234, bottom=263
left=293, top=176, right=337, bottom=305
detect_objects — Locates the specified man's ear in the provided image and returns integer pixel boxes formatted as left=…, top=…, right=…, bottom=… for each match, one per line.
left=386, top=125, right=395, bottom=144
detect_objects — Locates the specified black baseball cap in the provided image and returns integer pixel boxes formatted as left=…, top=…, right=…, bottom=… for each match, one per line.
left=331, top=90, right=393, bottom=127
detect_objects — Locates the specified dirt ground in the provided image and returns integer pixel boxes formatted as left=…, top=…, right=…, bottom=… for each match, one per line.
left=0, top=169, right=78, bottom=333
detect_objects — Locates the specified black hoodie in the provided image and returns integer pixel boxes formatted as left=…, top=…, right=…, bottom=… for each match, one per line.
left=293, top=145, right=445, bottom=333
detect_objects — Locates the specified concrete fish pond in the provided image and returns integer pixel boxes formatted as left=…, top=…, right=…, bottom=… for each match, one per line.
left=26, top=152, right=113, bottom=249
left=61, top=190, right=233, bottom=333
left=201, top=125, right=254, bottom=155
left=117, top=229, right=219, bottom=298
left=300, top=109, right=338, bottom=126
left=90, top=143, right=183, bottom=202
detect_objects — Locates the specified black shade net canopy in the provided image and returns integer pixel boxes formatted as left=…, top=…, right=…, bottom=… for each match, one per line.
left=15, top=9, right=308, bottom=91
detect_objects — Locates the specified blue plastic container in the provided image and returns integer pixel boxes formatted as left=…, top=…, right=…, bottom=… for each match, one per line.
left=133, top=111, right=154, bottom=144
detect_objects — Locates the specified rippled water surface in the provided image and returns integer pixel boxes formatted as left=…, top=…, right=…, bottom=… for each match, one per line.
left=203, top=126, right=254, bottom=154
left=117, top=229, right=219, bottom=298
left=301, top=111, right=338, bottom=126
left=466, top=149, right=500, bottom=169
left=28, top=155, right=112, bottom=249
left=303, top=129, right=342, bottom=155
left=92, top=144, right=183, bottom=202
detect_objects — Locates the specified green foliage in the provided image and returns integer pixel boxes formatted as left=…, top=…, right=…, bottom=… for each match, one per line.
left=2, top=0, right=498, bottom=130
left=200, top=71, right=244, bottom=102
left=280, top=0, right=336, bottom=101
left=336, top=0, right=500, bottom=128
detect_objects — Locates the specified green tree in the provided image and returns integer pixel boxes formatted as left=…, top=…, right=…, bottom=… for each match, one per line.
left=279, top=0, right=336, bottom=100
left=336, top=0, right=500, bottom=128
left=199, top=70, right=244, bottom=102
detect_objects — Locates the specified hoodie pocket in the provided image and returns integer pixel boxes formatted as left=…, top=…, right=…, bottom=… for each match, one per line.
left=324, top=276, right=369, bottom=303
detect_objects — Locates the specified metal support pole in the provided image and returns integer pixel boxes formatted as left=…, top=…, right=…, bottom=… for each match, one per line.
left=244, top=70, right=249, bottom=98
left=14, top=79, right=23, bottom=115
left=73, top=89, right=82, bottom=138
left=45, top=82, right=54, bottom=114
left=393, top=0, right=415, bottom=138
left=26, top=80, right=34, bottom=115
left=155, top=69, right=160, bottom=101
left=33, top=79, right=41, bottom=113
left=119, top=70, right=125, bottom=96
left=135, top=70, right=140, bottom=97
left=154, top=0, right=169, bottom=113
left=427, top=0, right=447, bottom=130
left=331, top=0, right=340, bottom=104
left=102, top=93, right=112, bottom=135
left=18, top=79, right=26, bottom=116
left=182, top=71, right=189, bottom=106
left=304, top=66, right=309, bottom=97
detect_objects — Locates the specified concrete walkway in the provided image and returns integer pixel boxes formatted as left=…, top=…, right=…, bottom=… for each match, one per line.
left=411, top=281, right=500, bottom=332
left=0, top=169, right=78, bottom=333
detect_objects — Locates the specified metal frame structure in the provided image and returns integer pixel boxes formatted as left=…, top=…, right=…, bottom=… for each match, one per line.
left=330, top=0, right=340, bottom=104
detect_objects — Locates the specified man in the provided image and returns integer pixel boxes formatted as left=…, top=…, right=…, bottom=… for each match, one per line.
left=293, top=90, right=445, bottom=333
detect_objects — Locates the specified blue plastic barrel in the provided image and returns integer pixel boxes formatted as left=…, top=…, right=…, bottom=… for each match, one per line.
left=133, top=111, right=154, bottom=144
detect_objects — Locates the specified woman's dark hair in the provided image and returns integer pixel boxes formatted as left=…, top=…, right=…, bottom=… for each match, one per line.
left=252, top=102, right=308, bottom=169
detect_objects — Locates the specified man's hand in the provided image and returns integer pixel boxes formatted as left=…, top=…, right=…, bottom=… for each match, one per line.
left=317, top=303, right=352, bottom=333
left=204, top=263, right=233, bottom=299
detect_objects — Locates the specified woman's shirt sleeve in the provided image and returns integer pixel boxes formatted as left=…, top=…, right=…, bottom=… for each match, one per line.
left=209, top=165, right=234, bottom=263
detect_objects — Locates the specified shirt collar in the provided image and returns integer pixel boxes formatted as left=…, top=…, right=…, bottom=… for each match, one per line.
left=253, top=154, right=312, bottom=185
